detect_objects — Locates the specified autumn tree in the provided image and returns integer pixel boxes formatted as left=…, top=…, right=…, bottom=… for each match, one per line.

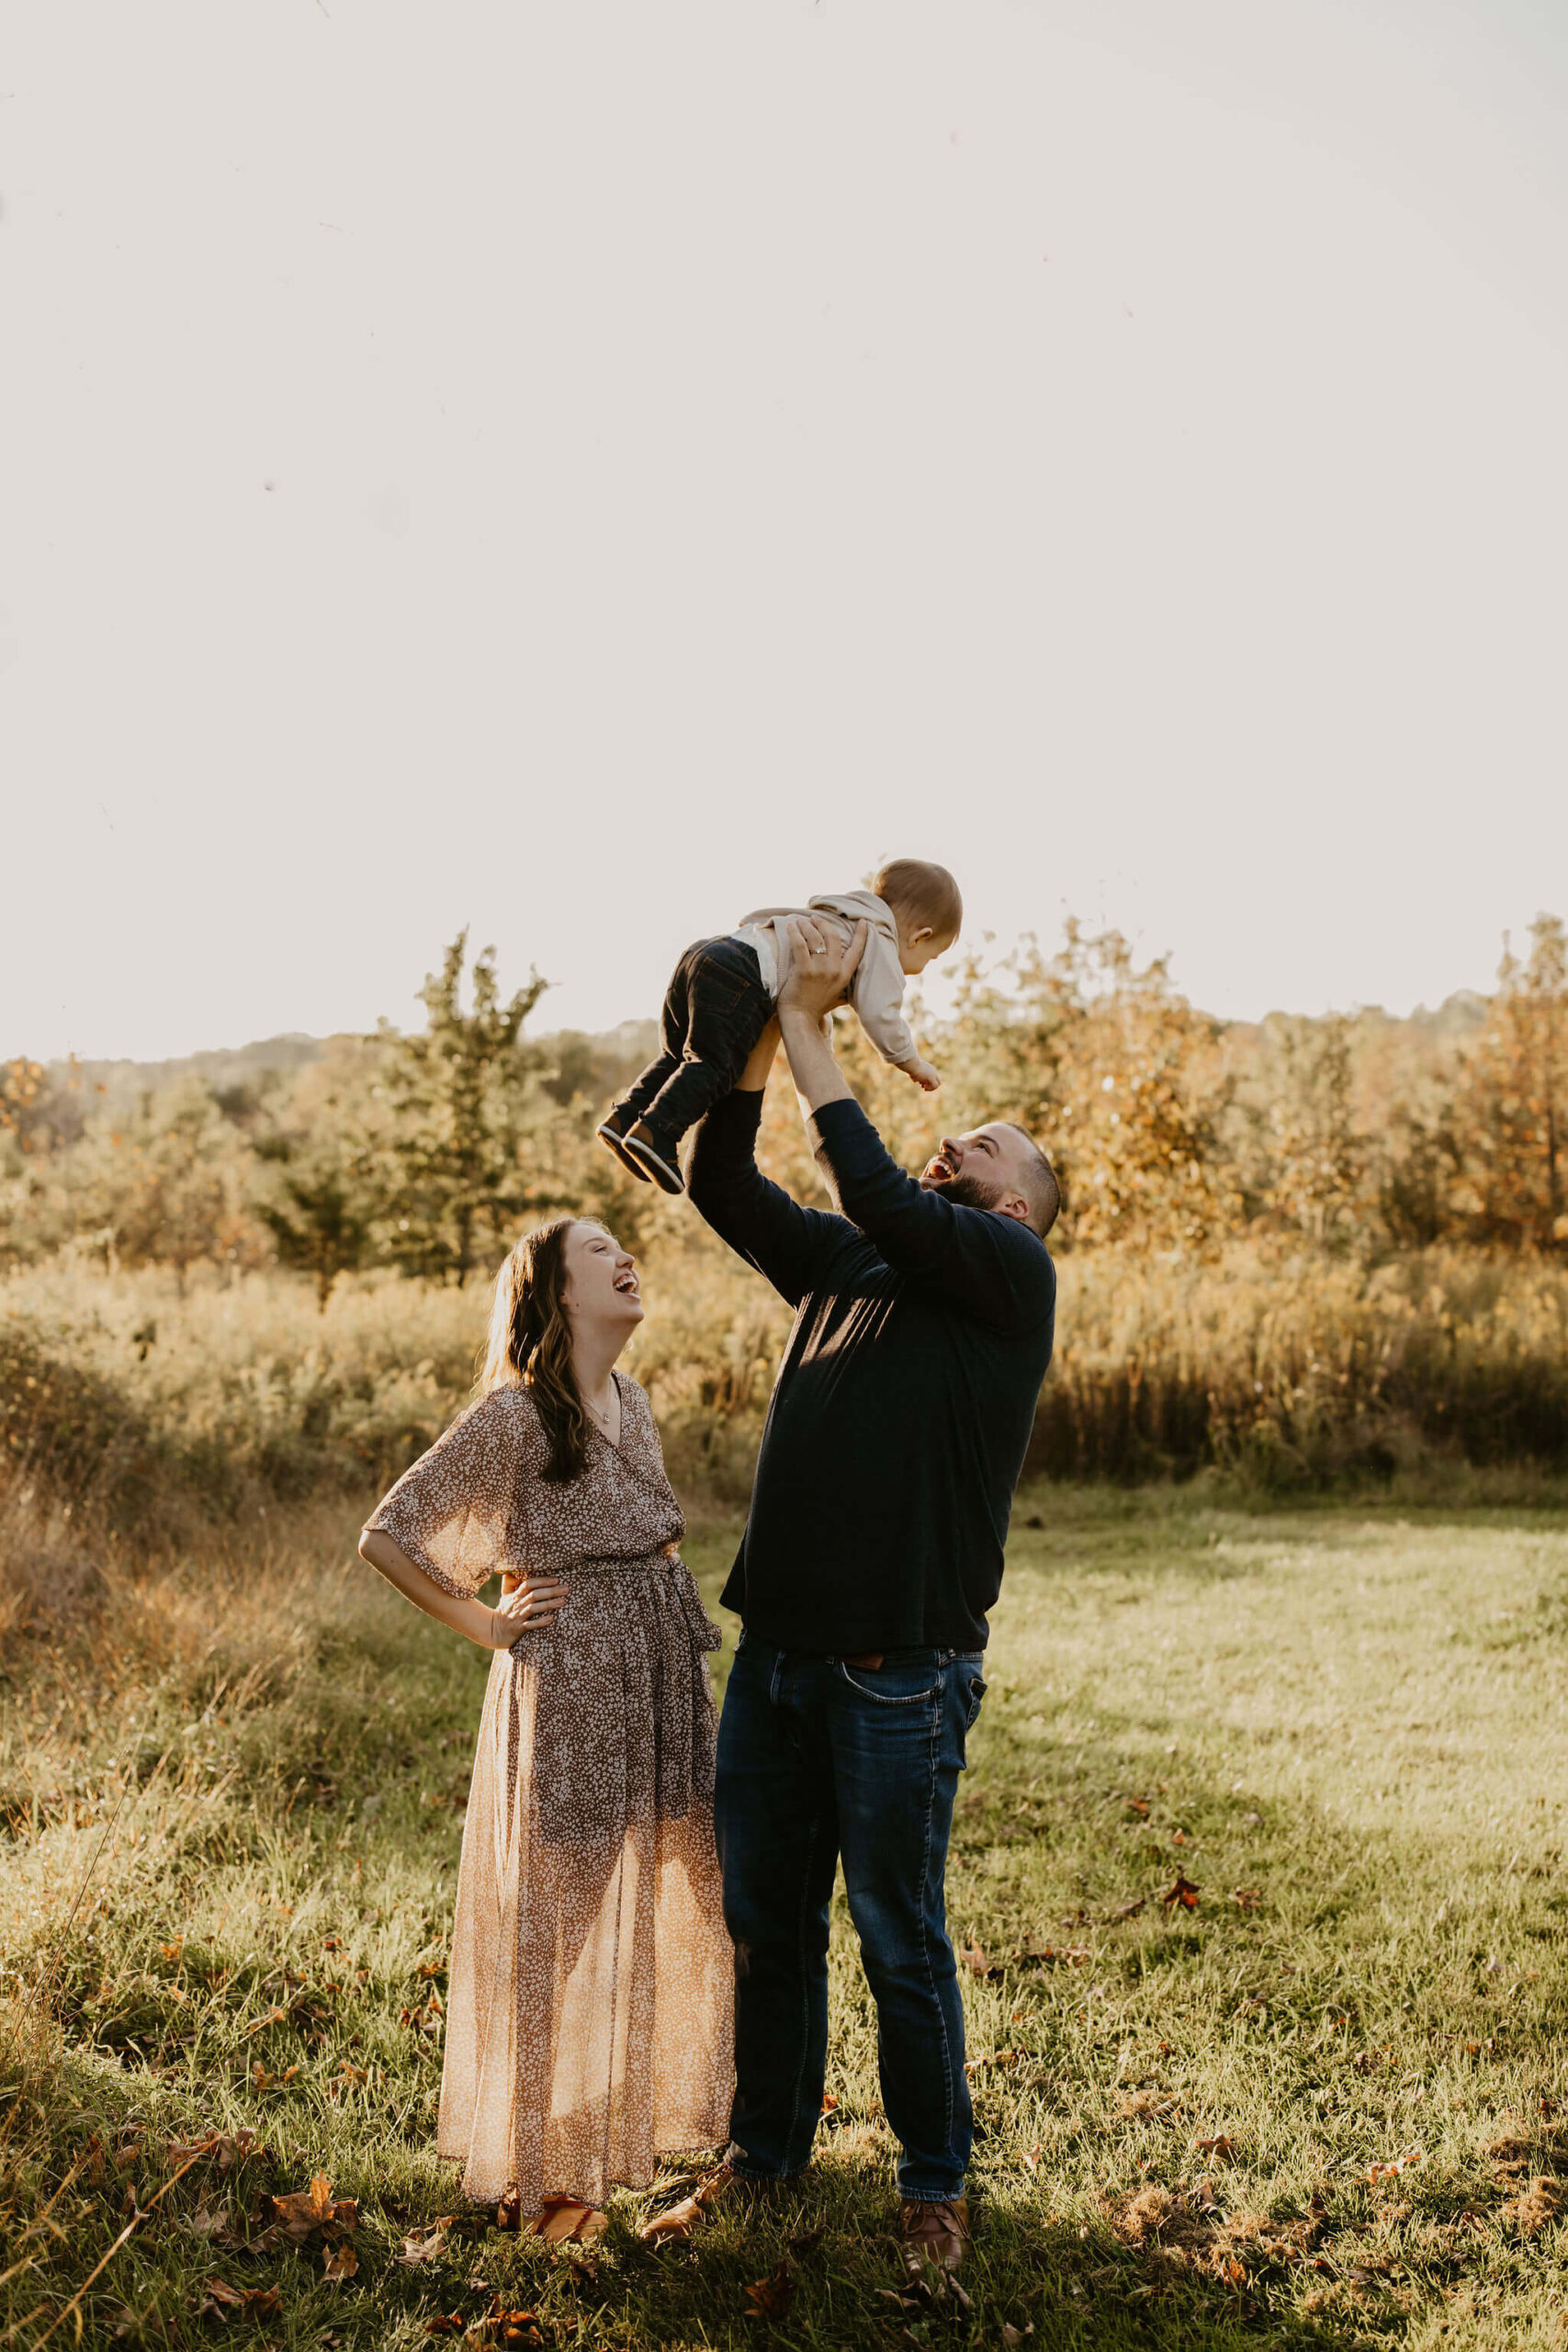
left=70, top=1080, right=264, bottom=1286
left=939, top=922, right=1236, bottom=1250
left=1247, top=1013, right=1370, bottom=1251
left=0, top=1058, right=46, bottom=1141
left=1452, top=914, right=1568, bottom=1250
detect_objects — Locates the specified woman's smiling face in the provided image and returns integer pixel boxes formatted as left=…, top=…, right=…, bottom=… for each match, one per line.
left=559, top=1221, right=643, bottom=1332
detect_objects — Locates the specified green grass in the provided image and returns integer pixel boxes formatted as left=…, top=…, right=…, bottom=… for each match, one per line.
left=6, top=1487, right=1568, bottom=2348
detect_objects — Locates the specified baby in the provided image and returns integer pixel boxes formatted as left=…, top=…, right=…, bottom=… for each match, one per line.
left=598, top=858, right=962, bottom=1195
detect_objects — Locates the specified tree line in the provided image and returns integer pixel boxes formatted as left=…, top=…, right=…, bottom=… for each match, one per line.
left=2, top=914, right=1564, bottom=1301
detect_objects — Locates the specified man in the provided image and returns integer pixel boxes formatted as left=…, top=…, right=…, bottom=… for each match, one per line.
left=644, top=916, right=1058, bottom=2274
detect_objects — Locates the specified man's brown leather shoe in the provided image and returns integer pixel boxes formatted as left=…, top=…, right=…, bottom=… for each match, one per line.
left=898, top=2195, right=971, bottom=2276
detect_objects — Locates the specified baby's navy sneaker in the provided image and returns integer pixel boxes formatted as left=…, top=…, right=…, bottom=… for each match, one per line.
left=624, top=1124, right=685, bottom=1196
left=596, top=1108, right=650, bottom=1183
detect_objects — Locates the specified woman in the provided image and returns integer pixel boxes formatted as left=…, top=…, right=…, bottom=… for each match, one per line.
left=358, top=1218, right=733, bottom=2241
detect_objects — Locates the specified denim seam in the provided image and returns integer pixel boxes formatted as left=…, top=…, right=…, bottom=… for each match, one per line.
left=834, top=1666, right=941, bottom=1707
left=912, top=1686, right=956, bottom=2192
left=773, top=1645, right=822, bottom=2179
left=784, top=1804, right=824, bottom=2174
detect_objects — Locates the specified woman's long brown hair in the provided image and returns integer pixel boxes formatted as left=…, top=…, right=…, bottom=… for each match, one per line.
left=480, top=1218, right=592, bottom=1483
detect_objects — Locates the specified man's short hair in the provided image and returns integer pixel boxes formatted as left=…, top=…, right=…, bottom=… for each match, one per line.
left=1002, top=1125, right=1061, bottom=1238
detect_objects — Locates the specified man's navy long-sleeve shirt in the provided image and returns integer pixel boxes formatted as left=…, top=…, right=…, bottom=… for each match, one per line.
left=687, top=1089, right=1055, bottom=1654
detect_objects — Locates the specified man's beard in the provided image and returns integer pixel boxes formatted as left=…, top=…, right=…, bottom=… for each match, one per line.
left=920, top=1167, right=1003, bottom=1214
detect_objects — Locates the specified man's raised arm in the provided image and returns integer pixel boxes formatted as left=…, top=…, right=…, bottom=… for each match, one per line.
left=684, top=1013, right=849, bottom=1307
left=775, top=919, right=1055, bottom=1337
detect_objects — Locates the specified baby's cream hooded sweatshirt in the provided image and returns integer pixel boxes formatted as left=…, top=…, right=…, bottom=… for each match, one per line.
left=731, top=888, right=916, bottom=1069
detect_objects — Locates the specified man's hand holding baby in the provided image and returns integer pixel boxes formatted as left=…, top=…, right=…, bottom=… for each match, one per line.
left=776, top=913, right=867, bottom=1027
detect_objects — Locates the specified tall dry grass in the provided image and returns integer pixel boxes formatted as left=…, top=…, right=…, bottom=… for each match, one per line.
left=5, top=1235, right=1567, bottom=1555
left=1036, top=1243, right=1568, bottom=1485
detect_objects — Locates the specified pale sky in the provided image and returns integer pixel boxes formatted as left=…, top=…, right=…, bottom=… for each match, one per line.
left=3, top=0, right=1566, bottom=1062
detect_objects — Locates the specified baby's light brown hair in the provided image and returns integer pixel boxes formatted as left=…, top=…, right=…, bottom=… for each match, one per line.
left=872, top=858, right=963, bottom=944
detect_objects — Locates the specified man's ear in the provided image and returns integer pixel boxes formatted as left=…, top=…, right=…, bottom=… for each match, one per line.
left=996, top=1193, right=1030, bottom=1225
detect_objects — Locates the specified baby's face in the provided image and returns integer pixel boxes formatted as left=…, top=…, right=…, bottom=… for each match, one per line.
left=897, top=924, right=957, bottom=978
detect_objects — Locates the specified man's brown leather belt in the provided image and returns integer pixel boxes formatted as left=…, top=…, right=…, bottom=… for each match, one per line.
left=842, top=1652, right=885, bottom=1668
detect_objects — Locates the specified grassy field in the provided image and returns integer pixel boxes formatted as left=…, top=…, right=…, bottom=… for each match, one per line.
left=5, top=1487, right=1568, bottom=2349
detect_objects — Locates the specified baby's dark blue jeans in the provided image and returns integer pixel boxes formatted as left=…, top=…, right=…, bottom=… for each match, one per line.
left=609, top=935, right=774, bottom=1158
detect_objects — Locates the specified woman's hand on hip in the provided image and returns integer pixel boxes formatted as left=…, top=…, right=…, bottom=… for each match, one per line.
left=488, top=1576, right=570, bottom=1647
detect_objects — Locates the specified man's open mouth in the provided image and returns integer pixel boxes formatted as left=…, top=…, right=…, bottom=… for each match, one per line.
left=925, top=1155, right=956, bottom=1182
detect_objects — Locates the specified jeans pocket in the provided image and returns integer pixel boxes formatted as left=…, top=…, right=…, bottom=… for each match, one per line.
left=962, top=1671, right=987, bottom=1732
left=835, top=1661, right=942, bottom=1706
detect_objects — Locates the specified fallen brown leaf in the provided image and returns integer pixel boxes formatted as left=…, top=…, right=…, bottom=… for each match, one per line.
left=197, top=2279, right=245, bottom=2313
left=999, top=2327, right=1034, bottom=2349
left=1194, top=2135, right=1236, bottom=2159
left=197, top=2279, right=281, bottom=2321
left=494, top=2184, right=524, bottom=2232
left=425, top=2320, right=466, bottom=2339
left=270, top=2172, right=358, bottom=2243
left=1367, top=2149, right=1424, bottom=2185
left=479, top=2304, right=547, bottom=2347
left=398, top=2223, right=449, bottom=2265
left=273, top=2172, right=335, bottom=2233
left=1118, top=2089, right=1181, bottom=2120
left=1231, top=1887, right=1261, bottom=1912
left=322, top=2240, right=358, bottom=2281
left=185, top=2198, right=229, bottom=2242
left=1161, top=1874, right=1201, bottom=1912
left=213, top=2129, right=266, bottom=2174
left=744, top=2261, right=795, bottom=2321
left=1503, top=2176, right=1563, bottom=2236
left=1015, top=1939, right=1091, bottom=1969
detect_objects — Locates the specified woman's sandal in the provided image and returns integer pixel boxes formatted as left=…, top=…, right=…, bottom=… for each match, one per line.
left=533, top=2196, right=609, bottom=2245
left=638, top=2161, right=742, bottom=2243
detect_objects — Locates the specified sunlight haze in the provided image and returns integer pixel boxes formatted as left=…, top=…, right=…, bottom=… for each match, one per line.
left=3, top=0, right=1565, bottom=1059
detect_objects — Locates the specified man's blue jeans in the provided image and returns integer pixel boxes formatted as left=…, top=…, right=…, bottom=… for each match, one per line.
left=714, top=1634, right=987, bottom=2203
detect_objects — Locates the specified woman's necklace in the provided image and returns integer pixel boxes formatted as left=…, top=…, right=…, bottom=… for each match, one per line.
left=583, top=1382, right=618, bottom=1438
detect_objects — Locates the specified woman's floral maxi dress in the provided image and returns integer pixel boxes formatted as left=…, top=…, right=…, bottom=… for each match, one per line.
left=366, top=1373, right=733, bottom=2211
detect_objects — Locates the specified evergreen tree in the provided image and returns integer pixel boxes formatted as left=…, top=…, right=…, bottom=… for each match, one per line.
left=254, top=1131, right=379, bottom=1309
left=375, top=933, right=554, bottom=1284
